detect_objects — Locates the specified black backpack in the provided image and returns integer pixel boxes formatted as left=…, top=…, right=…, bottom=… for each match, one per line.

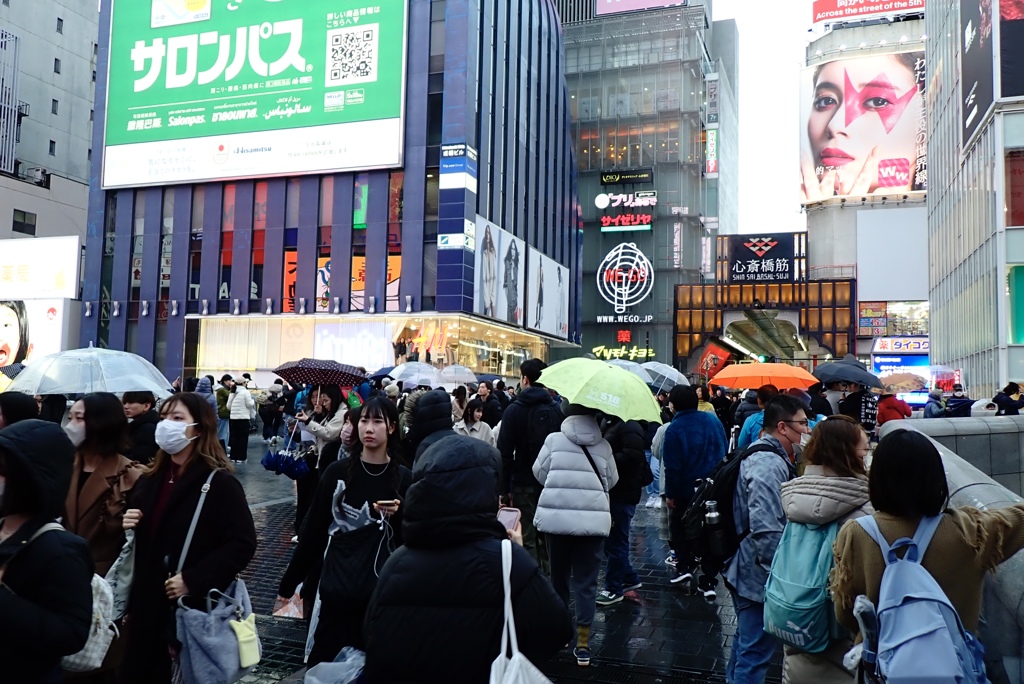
left=523, top=401, right=565, bottom=466
left=681, top=442, right=791, bottom=574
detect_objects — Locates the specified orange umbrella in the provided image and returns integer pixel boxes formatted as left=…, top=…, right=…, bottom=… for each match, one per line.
left=710, top=362, right=817, bottom=390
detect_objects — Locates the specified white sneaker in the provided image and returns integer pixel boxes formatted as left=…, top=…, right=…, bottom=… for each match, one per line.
left=645, top=496, right=658, bottom=508
left=654, top=498, right=663, bottom=509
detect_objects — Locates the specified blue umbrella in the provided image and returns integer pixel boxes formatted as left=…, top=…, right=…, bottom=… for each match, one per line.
left=477, top=373, right=501, bottom=384
left=370, top=366, right=396, bottom=382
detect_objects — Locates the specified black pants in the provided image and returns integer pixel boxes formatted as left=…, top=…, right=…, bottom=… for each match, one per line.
left=669, top=496, right=718, bottom=591
left=228, top=418, right=250, bottom=462
left=308, top=600, right=369, bottom=666
left=295, top=467, right=319, bottom=534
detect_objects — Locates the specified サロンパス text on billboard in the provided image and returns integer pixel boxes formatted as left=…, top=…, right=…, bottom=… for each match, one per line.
left=102, top=0, right=409, bottom=188
left=812, top=0, right=925, bottom=25
left=800, top=51, right=927, bottom=205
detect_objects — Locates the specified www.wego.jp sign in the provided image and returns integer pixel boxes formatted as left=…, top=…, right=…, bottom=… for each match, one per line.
left=597, top=243, right=654, bottom=314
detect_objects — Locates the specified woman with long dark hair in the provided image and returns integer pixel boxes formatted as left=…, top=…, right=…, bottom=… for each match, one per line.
left=277, top=396, right=412, bottom=666
left=451, top=385, right=468, bottom=423
left=62, top=393, right=144, bottom=682
left=120, top=393, right=257, bottom=683
left=296, top=385, right=346, bottom=476
left=832, top=430, right=1024, bottom=671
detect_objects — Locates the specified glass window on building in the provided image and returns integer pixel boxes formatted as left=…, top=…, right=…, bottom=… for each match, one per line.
left=350, top=173, right=370, bottom=311
left=316, top=177, right=334, bottom=313
left=282, top=178, right=301, bottom=312
left=218, top=184, right=236, bottom=312
left=251, top=181, right=269, bottom=311
left=387, top=171, right=404, bottom=312
left=188, top=186, right=204, bottom=309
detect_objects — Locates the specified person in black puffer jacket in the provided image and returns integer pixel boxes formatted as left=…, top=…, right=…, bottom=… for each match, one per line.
left=123, top=390, right=161, bottom=465
left=598, top=417, right=648, bottom=604
left=407, top=389, right=455, bottom=464
left=732, top=390, right=760, bottom=431
left=364, top=436, right=571, bottom=682
left=0, top=420, right=94, bottom=684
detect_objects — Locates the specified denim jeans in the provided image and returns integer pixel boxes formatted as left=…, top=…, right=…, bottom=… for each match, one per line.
left=604, top=503, right=640, bottom=594
left=547, top=534, right=604, bottom=627
left=645, top=450, right=660, bottom=497
left=726, top=590, right=777, bottom=684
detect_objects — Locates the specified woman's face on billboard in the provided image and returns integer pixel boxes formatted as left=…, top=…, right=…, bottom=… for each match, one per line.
left=0, top=306, right=22, bottom=367
left=807, top=55, right=921, bottom=196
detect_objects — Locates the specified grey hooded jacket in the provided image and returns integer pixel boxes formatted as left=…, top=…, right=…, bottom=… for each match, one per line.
left=781, top=465, right=872, bottom=527
left=723, top=434, right=795, bottom=602
left=532, top=414, right=619, bottom=537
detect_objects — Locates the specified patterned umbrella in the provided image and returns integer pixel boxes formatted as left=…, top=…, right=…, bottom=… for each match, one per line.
left=0, top=363, right=25, bottom=380
left=272, top=359, right=367, bottom=387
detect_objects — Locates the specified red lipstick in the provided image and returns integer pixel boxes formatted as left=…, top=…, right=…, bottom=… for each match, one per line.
left=820, top=148, right=854, bottom=167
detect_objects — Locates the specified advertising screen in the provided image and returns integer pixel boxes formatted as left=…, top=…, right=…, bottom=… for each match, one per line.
left=872, top=354, right=930, bottom=391
left=1001, top=1, right=1024, bottom=97
left=800, top=51, right=927, bottom=205
left=102, top=0, right=409, bottom=188
left=812, top=0, right=925, bottom=24
left=596, top=0, right=688, bottom=17
left=960, top=0, right=995, bottom=142
left=473, top=217, right=525, bottom=327
left=526, top=248, right=569, bottom=339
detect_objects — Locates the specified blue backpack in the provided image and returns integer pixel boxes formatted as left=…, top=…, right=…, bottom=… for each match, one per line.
left=763, top=520, right=841, bottom=653
left=856, top=514, right=988, bottom=684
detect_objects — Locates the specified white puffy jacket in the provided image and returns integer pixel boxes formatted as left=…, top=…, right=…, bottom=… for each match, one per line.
left=532, top=414, right=618, bottom=537
left=226, top=387, right=255, bottom=420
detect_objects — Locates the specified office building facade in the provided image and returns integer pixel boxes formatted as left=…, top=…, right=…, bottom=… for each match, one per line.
left=81, top=0, right=580, bottom=380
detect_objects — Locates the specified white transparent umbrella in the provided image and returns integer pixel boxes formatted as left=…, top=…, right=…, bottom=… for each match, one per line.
left=607, top=359, right=654, bottom=384
left=389, top=362, right=443, bottom=389
left=641, top=361, right=689, bottom=393
left=5, top=346, right=175, bottom=398
left=439, top=364, right=478, bottom=386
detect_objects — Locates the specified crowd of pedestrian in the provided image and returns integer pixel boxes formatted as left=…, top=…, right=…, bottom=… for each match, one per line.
left=3, top=357, right=1024, bottom=684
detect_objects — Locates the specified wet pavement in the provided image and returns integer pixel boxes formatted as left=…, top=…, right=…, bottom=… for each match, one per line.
left=234, top=436, right=783, bottom=683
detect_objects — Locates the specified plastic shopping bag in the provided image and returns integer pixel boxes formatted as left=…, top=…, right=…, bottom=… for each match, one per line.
left=304, top=647, right=365, bottom=684
left=273, top=586, right=304, bottom=619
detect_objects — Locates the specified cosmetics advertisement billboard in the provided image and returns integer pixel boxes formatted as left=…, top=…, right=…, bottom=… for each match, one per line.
left=800, top=51, right=927, bottom=205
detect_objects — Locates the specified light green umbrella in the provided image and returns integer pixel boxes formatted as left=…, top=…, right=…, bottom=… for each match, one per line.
left=540, top=357, right=662, bottom=423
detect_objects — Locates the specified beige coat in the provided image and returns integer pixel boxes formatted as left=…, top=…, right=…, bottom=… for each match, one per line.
left=453, top=418, right=495, bottom=447
left=779, top=465, right=872, bottom=684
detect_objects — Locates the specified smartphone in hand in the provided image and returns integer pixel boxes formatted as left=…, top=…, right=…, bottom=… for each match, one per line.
left=496, top=507, right=521, bottom=531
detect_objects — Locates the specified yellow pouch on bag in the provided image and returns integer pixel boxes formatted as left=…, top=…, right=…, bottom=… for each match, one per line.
left=229, top=614, right=261, bottom=669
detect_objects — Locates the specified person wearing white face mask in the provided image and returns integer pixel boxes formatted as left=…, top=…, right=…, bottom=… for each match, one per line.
left=119, top=392, right=257, bottom=684
left=60, top=392, right=145, bottom=680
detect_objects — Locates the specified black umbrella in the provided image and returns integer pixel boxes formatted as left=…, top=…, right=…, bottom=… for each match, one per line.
left=272, top=359, right=367, bottom=387
left=812, top=354, right=883, bottom=389
left=369, top=366, right=396, bottom=383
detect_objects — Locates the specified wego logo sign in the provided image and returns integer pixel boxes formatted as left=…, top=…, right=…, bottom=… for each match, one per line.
left=597, top=243, right=654, bottom=314
left=743, top=237, right=778, bottom=257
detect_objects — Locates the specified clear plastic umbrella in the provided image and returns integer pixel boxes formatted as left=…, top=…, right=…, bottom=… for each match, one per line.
left=5, top=346, right=175, bottom=398
left=439, top=364, right=478, bottom=386
left=389, top=362, right=443, bottom=389
left=641, top=361, right=690, bottom=393
left=606, top=359, right=654, bottom=384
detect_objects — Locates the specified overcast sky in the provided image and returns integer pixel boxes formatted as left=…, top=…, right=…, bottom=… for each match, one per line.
left=712, top=0, right=812, bottom=235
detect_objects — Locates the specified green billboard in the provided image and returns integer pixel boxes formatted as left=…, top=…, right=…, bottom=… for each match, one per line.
left=102, top=0, right=408, bottom=189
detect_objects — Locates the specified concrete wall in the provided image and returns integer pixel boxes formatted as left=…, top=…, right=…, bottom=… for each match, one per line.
left=908, top=416, right=1024, bottom=497
left=0, top=173, right=88, bottom=241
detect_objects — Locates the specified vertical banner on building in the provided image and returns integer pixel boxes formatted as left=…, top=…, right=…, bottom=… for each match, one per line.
left=525, top=248, right=569, bottom=339
left=705, top=73, right=719, bottom=127
left=961, top=0, right=995, bottom=143
left=800, top=51, right=927, bottom=205
left=705, top=129, right=719, bottom=178
left=473, top=217, right=525, bottom=326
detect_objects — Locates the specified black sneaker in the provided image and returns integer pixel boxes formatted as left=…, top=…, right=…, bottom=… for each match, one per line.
left=670, top=569, right=693, bottom=584
left=574, top=645, right=591, bottom=667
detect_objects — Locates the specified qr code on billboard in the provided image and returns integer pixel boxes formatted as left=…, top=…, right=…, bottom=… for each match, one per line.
left=326, top=24, right=379, bottom=88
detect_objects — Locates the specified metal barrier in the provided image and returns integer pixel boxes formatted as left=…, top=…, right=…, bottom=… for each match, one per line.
left=879, top=421, right=1024, bottom=683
